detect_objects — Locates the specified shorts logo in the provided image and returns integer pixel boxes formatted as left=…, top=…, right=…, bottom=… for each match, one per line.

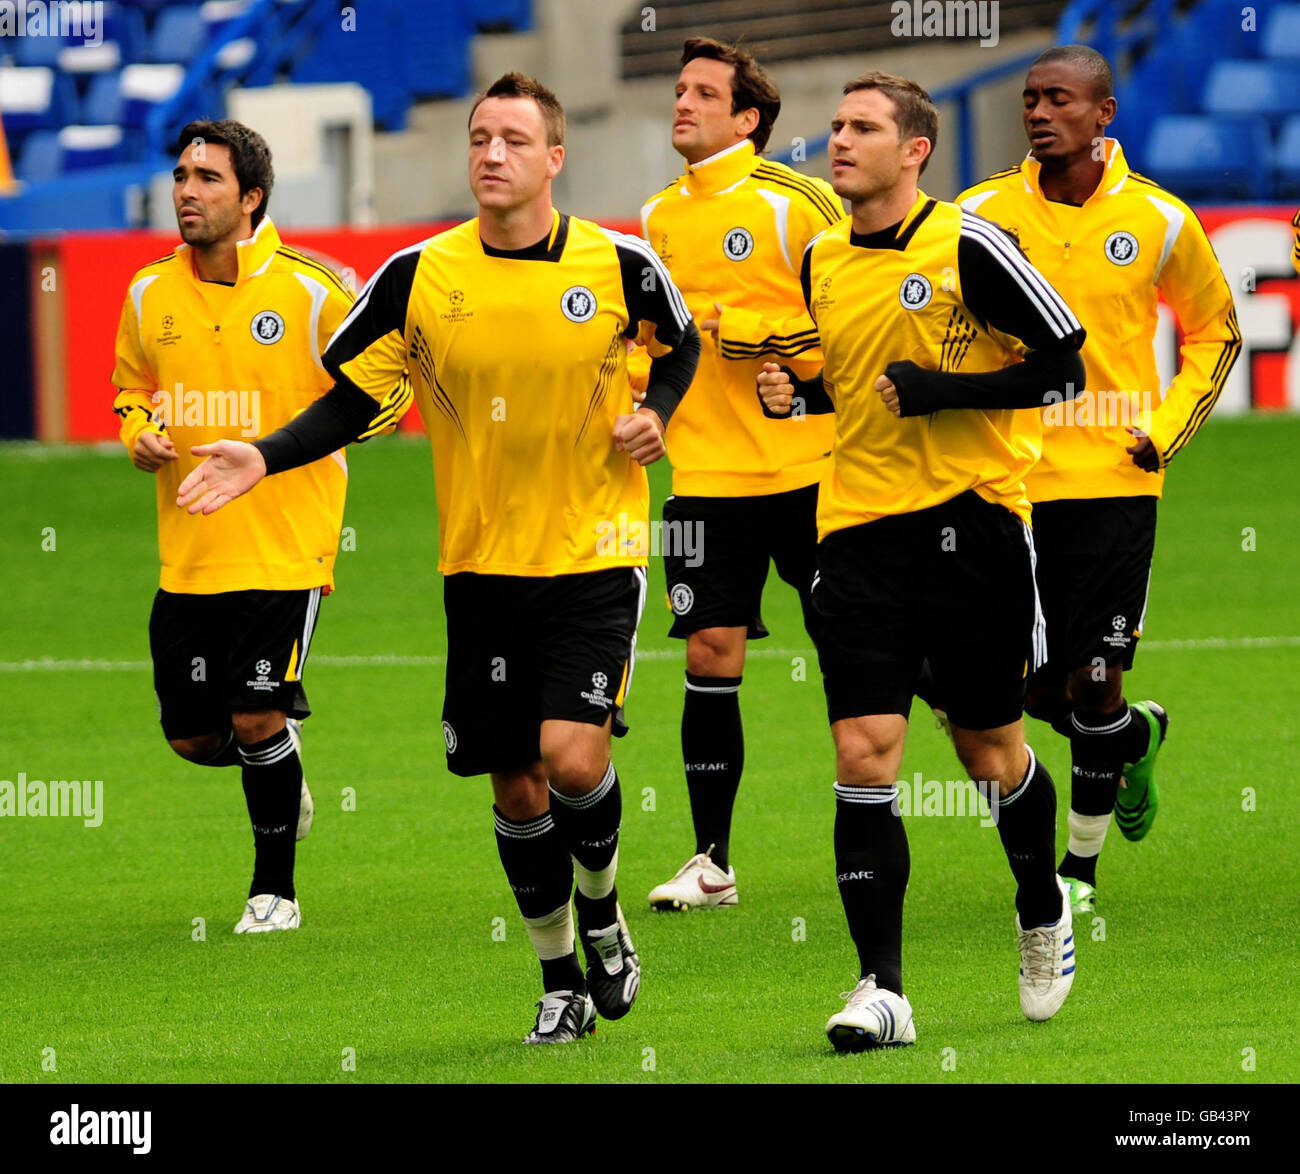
left=1104, top=231, right=1139, bottom=266
left=1112, top=615, right=1126, bottom=632
left=670, top=583, right=694, bottom=615
left=1104, top=614, right=1132, bottom=649
left=246, top=658, right=280, bottom=691
left=899, top=273, right=932, bottom=309
left=723, top=227, right=754, bottom=261
left=561, top=286, right=597, bottom=323
left=442, top=721, right=458, bottom=753
left=580, top=671, right=613, bottom=710
left=255, top=659, right=271, bottom=677
left=250, top=311, right=286, bottom=344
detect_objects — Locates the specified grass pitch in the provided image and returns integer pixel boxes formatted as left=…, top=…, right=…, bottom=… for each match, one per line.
left=1, top=414, right=1297, bottom=1084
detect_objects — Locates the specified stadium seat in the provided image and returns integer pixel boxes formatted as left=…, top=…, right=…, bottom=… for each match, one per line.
left=58, top=3, right=147, bottom=75
left=1143, top=114, right=1272, bottom=200
left=0, top=66, right=74, bottom=133
left=59, top=124, right=128, bottom=170
left=473, top=0, right=533, bottom=32
left=1273, top=113, right=1300, bottom=197
left=1182, top=0, right=1267, bottom=59
left=11, top=24, right=68, bottom=69
left=399, top=1, right=474, bottom=101
left=1202, top=59, right=1300, bottom=124
left=14, top=128, right=62, bottom=183
left=83, top=70, right=125, bottom=125
left=119, top=62, right=183, bottom=128
left=147, top=6, right=206, bottom=64
left=1262, top=5, right=1300, bottom=60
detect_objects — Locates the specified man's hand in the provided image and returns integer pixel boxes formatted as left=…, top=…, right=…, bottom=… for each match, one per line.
left=1125, top=427, right=1161, bottom=472
left=757, top=362, right=794, bottom=415
left=176, top=440, right=268, bottom=515
left=875, top=373, right=901, bottom=416
left=613, top=409, right=666, bottom=466
left=132, top=429, right=178, bottom=472
left=699, top=301, right=724, bottom=347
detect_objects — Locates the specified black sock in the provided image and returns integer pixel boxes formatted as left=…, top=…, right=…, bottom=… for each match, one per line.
left=548, top=763, right=621, bottom=934
left=992, top=747, right=1061, bottom=928
left=238, top=727, right=301, bottom=900
left=196, top=728, right=242, bottom=768
left=493, top=807, right=583, bottom=994
left=833, top=783, right=909, bottom=995
left=1059, top=704, right=1151, bottom=882
left=682, top=672, right=743, bottom=871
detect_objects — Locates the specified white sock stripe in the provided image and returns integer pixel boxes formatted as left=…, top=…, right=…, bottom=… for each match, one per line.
left=685, top=681, right=741, bottom=693
left=494, top=811, right=555, bottom=839
left=1070, top=709, right=1132, bottom=736
left=833, top=782, right=899, bottom=804
left=550, top=762, right=617, bottom=810
left=999, top=745, right=1037, bottom=807
left=238, top=731, right=297, bottom=766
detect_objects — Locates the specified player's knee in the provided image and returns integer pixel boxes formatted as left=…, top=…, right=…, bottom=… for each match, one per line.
left=953, top=737, right=1025, bottom=794
left=492, top=767, right=548, bottom=821
left=833, top=726, right=902, bottom=787
left=685, top=628, right=745, bottom=677
left=231, top=710, right=285, bottom=745
left=543, top=745, right=606, bottom=795
left=167, top=733, right=223, bottom=762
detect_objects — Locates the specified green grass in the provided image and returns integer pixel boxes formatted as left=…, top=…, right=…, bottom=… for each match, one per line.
left=1, top=415, right=1298, bottom=1083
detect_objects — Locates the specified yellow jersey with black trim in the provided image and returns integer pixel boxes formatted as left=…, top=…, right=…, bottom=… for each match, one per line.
left=958, top=140, right=1241, bottom=502
left=111, top=217, right=412, bottom=594
left=638, top=140, right=842, bottom=495
left=804, top=191, right=1084, bottom=539
left=322, top=211, right=694, bottom=577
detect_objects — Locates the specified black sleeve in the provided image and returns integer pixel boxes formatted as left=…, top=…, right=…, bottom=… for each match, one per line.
left=613, top=233, right=693, bottom=350
left=322, top=247, right=420, bottom=382
left=799, top=242, right=814, bottom=316
left=641, top=320, right=700, bottom=426
left=889, top=215, right=1086, bottom=417
left=253, top=379, right=381, bottom=474
left=757, top=365, right=834, bottom=418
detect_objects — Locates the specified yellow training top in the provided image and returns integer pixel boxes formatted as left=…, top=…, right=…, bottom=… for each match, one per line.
left=639, top=140, right=842, bottom=496
left=112, top=217, right=411, bottom=594
left=958, top=140, right=1241, bottom=502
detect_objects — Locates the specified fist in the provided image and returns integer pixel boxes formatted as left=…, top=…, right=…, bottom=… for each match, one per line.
left=132, top=428, right=177, bottom=472
left=875, top=374, right=900, bottom=416
left=613, top=409, right=667, bottom=466
left=757, top=362, right=793, bottom=415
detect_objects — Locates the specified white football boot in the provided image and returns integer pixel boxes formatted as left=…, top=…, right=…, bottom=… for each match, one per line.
left=826, top=976, right=916, bottom=1052
left=523, top=990, right=597, bottom=1045
left=286, top=718, right=314, bottom=841
left=234, top=894, right=302, bottom=934
left=648, top=845, right=737, bottom=911
left=1017, top=876, right=1076, bottom=1021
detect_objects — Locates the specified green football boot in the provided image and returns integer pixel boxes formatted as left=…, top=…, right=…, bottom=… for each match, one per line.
left=1115, top=700, right=1168, bottom=842
left=1060, top=876, right=1097, bottom=916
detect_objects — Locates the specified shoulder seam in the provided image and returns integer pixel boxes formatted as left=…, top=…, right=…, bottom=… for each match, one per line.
left=276, top=247, right=352, bottom=296
left=752, top=164, right=840, bottom=222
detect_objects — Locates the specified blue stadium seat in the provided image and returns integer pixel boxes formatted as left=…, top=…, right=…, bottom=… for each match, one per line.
left=1143, top=114, right=1272, bottom=200
left=473, top=0, right=532, bottom=32
left=58, top=3, right=147, bottom=75
left=0, top=65, right=75, bottom=133
left=1183, top=0, right=1267, bottom=59
left=400, top=1, right=474, bottom=100
left=1273, top=113, right=1300, bottom=196
left=119, top=62, right=184, bottom=127
left=83, top=70, right=125, bottom=124
left=60, top=124, right=129, bottom=170
left=11, top=23, right=68, bottom=68
left=1202, top=59, right=1300, bottom=124
left=1262, top=5, right=1300, bottom=60
left=148, top=5, right=206, bottom=64
left=15, top=129, right=62, bottom=183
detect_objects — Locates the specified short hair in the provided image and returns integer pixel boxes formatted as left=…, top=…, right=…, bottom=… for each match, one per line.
left=842, top=71, right=939, bottom=174
left=175, top=119, right=274, bottom=229
left=469, top=72, right=566, bottom=147
left=681, top=36, right=781, bottom=154
left=1030, top=44, right=1114, bottom=101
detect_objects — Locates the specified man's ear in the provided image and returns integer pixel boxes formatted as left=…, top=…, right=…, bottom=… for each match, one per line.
left=241, top=186, right=263, bottom=216
left=547, top=144, right=565, bottom=180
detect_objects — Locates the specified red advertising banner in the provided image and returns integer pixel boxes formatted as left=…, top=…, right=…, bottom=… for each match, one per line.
left=34, top=208, right=1300, bottom=442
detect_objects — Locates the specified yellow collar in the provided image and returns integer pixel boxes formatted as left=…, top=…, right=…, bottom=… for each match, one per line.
left=683, top=140, right=759, bottom=197
left=1022, top=138, right=1132, bottom=205
left=175, top=216, right=283, bottom=284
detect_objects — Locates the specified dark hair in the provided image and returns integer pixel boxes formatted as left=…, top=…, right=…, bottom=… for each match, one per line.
left=842, top=71, right=939, bottom=174
left=1030, top=44, right=1115, bottom=101
left=175, top=119, right=274, bottom=229
left=469, top=72, right=566, bottom=146
left=681, top=36, right=781, bottom=154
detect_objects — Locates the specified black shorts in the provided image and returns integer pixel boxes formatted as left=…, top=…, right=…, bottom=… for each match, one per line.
left=662, top=482, right=821, bottom=642
left=149, top=587, right=321, bottom=740
left=814, top=491, right=1042, bottom=731
left=441, top=567, right=647, bottom=777
left=1030, top=495, right=1157, bottom=680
